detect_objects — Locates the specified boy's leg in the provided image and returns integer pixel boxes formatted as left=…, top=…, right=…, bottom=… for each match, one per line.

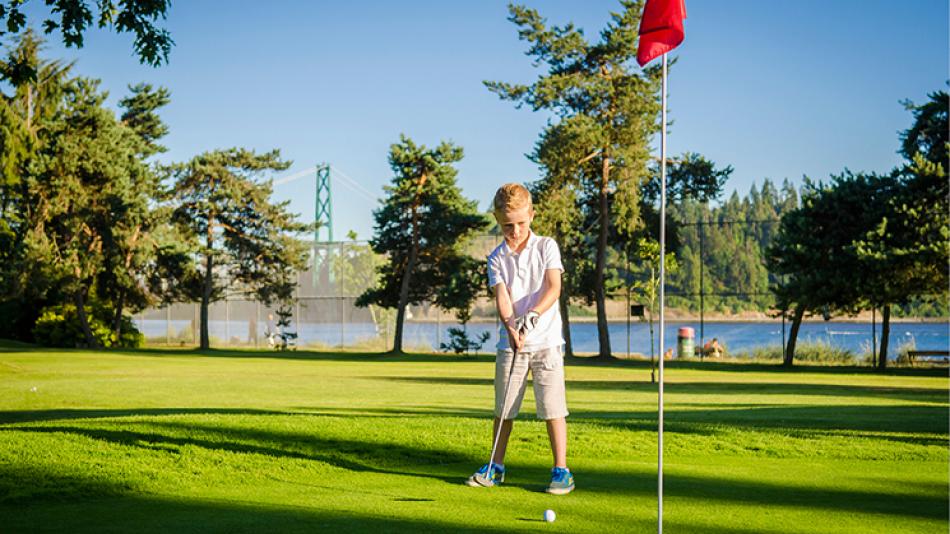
left=491, top=349, right=528, bottom=463
left=531, top=346, right=574, bottom=494
left=490, top=417, right=515, bottom=465
left=531, top=346, right=570, bottom=461
left=545, top=417, right=567, bottom=468
left=467, top=350, right=529, bottom=486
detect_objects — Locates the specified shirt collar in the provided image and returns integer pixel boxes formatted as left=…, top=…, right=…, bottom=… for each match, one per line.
left=502, top=231, right=537, bottom=256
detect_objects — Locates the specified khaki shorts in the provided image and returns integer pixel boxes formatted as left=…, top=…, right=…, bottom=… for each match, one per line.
left=495, top=345, right=569, bottom=420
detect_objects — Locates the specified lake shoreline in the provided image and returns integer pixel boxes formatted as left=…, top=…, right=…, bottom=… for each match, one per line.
left=432, top=316, right=948, bottom=324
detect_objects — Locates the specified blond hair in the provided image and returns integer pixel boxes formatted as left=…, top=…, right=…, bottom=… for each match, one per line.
left=493, top=183, right=532, bottom=213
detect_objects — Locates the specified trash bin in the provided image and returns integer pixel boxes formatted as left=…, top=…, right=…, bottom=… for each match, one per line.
left=677, top=327, right=694, bottom=359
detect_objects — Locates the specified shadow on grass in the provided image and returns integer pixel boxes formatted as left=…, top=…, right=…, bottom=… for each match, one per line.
left=5, top=421, right=471, bottom=489
left=0, top=490, right=796, bottom=534
left=565, top=355, right=950, bottom=377
left=2, top=400, right=946, bottom=523
left=293, top=402, right=948, bottom=445
left=306, top=402, right=948, bottom=441
left=4, top=399, right=945, bottom=443
left=1, top=437, right=945, bottom=529
left=574, top=464, right=949, bottom=522
left=0, top=407, right=289, bottom=425
left=373, top=375, right=949, bottom=403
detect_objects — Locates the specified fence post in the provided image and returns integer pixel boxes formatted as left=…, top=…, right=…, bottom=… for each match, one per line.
left=872, top=308, right=877, bottom=367
left=781, top=310, right=786, bottom=362
left=225, top=296, right=230, bottom=347
left=699, top=217, right=705, bottom=348
left=166, top=306, right=171, bottom=345
left=626, top=250, right=631, bottom=359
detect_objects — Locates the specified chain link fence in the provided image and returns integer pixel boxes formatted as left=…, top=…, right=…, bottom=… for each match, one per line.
left=134, top=235, right=945, bottom=359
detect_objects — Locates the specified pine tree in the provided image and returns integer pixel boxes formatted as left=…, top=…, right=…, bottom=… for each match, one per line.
left=0, top=31, right=73, bottom=339
left=487, top=1, right=661, bottom=358
left=23, top=77, right=152, bottom=347
left=357, top=135, right=488, bottom=354
left=169, top=148, right=311, bottom=350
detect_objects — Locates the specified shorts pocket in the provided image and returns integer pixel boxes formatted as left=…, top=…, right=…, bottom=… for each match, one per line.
left=540, top=351, right=563, bottom=371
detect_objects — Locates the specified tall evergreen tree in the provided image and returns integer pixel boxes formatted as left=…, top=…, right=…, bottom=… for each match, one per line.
left=119, top=83, right=170, bottom=156
left=169, top=148, right=311, bottom=350
left=487, top=1, right=661, bottom=358
left=0, top=31, right=73, bottom=314
left=357, top=135, right=488, bottom=354
left=22, top=77, right=152, bottom=347
left=856, top=91, right=949, bottom=368
left=94, top=82, right=172, bottom=340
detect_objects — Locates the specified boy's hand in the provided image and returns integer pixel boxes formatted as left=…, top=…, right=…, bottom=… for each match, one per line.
left=505, top=319, right=524, bottom=353
left=516, top=310, right=540, bottom=336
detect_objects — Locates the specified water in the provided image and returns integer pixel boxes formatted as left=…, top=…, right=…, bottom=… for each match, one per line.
left=137, top=317, right=948, bottom=358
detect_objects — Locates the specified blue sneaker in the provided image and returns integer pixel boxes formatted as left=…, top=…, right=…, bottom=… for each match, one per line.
left=466, top=463, right=505, bottom=487
left=547, top=467, right=574, bottom=494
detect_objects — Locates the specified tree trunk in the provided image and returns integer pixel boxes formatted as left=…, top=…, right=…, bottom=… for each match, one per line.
left=200, top=242, right=213, bottom=351
left=113, top=289, right=125, bottom=344
left=113, top=225, right=140, bottom=344
left=74, top=288, right=100, bottom=349
left=878, top=304, right=890, bottom=370
left=594, top=154, right=612, bottom=359
left=392, top=242, right=418, bottom=354
left=559, top=292, right=573, bottom=357
left=392, top=174, right=429, bottom=354
left=784, top=305, right=805, bottom=367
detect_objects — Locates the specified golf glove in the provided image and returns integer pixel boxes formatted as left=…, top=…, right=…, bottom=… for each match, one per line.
left=515, top=310, right=540, bottom=336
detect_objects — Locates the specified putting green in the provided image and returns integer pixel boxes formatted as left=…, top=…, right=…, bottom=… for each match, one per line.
left=0, top=344, right=946, bottom=533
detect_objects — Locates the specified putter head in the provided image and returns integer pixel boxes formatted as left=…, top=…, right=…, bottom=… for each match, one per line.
left=472, top=471, right=495, bottom=487
left=467, top=464, right=503, bottom=487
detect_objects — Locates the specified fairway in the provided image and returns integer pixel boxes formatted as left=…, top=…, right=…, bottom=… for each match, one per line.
left=0, top=344, right=947, bottom=533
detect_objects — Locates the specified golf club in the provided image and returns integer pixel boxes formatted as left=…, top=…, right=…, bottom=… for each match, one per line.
left=474, top=345, right=519, bottom=486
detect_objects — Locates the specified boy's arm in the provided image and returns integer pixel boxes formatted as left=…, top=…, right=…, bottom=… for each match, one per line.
left=493, top=282, right=524, bottom=352
left=529, top=268, right=562, bottom=316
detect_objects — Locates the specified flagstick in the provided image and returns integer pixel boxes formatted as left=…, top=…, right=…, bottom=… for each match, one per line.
left=657, top=51, right=668, bottom=534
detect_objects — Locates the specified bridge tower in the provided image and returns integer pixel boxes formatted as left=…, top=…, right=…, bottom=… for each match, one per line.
left=314, top=164, right=333, bottom=289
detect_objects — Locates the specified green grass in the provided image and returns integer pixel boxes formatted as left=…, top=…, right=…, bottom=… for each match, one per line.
left=0, top=342, right=947, bottom=533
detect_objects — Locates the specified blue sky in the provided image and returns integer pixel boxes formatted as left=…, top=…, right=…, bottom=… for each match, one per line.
left=23, top=0, right=949, bottom=240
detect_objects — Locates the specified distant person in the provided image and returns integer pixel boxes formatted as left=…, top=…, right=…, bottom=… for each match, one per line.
left=466, top=183, right=574, bottom=495
left=265, top=313, right=278, bottom=349
left=703, top=338, right=724, bottom=358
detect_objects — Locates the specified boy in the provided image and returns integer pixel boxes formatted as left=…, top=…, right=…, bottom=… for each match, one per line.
left=465, top=183, right=574, bottom=495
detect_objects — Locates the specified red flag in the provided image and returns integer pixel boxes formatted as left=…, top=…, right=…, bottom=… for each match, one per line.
left=637, top=0, right=686, bottom=67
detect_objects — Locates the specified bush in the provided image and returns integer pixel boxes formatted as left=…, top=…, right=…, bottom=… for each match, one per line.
left=734, top=341, right=856, bottom=365
left=894, top=338, right=917, bottom=366
left=440, top=326, right=490, bottom=357
left=32, top=303, right=144, bottom=348
left=0, top=298, right=43, bottom=342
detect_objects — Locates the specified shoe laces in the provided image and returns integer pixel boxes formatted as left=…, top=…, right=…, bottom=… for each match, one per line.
left=551, top=467, right=571, bottom=482
left=479, top=463, right=504, bottom=478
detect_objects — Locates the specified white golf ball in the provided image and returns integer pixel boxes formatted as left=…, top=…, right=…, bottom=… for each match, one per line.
left=543, top=509, right=556, bottom=522
left=29, top=387, right=37, bottom=393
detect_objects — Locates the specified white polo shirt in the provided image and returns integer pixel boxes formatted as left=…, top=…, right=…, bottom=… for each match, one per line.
left=487, top=232, right=565, bottom=352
